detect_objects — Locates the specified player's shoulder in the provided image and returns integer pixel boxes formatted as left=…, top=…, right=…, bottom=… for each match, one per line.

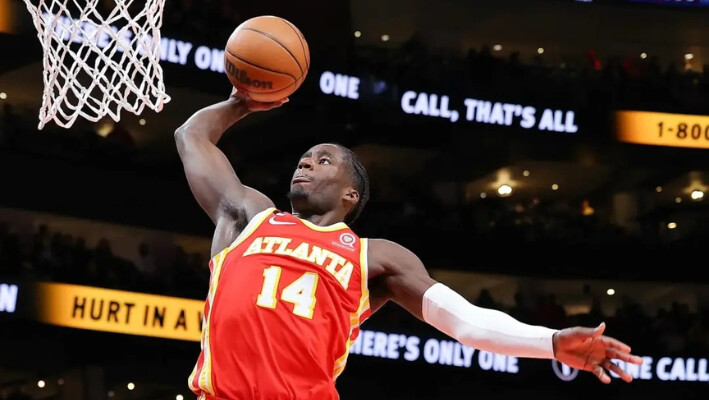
left=240, top=186, right=276, bottom=220
left=366, top=238, right=410, bottom=256
left=366, top=238, right=424, bottom=278
left=249, top=205, right=279, bottom=220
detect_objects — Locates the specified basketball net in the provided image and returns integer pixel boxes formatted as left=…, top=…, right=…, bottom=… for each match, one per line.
left=22, top=0, right=171, bottom=129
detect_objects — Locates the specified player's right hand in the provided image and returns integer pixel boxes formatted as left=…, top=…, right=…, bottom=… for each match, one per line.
left=230, top=87, right=289, bottom=112
left=552, top=322, right=643, bottom=384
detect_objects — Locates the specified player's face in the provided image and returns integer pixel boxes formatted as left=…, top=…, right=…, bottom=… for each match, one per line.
left=289, top=144, right=350, bottom=209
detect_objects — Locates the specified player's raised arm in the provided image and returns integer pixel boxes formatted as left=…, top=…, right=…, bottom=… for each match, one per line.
left=174, top=91, right=285, bottom=224
left=367, top=238, right=643, bottom=384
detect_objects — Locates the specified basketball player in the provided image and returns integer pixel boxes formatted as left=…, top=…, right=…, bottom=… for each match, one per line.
left=174, top=91, right=643, bottom=400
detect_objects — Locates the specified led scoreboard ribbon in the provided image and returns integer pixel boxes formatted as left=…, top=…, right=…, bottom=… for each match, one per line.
left=615, top=110, right=709, bottom=150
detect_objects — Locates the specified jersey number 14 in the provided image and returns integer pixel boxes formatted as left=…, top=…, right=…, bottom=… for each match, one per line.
left=256, top=266, right=318, bottom=319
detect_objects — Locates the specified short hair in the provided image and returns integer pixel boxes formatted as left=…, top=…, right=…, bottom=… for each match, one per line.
left=333, top=144, right=370, bottom=224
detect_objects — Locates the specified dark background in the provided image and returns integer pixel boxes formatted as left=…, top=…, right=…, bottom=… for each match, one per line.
left=0, top=0, right=708, bottom=399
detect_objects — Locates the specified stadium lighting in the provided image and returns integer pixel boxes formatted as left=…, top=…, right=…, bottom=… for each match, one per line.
left=497, top=184, right=512, bottom=197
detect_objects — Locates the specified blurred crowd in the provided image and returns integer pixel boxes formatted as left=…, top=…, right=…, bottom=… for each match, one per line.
left=0, top=221, right=210, bottom=299
left=348, top=37, right=709, bottom=116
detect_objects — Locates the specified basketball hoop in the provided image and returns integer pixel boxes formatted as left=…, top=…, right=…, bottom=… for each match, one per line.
left=22, top=0, right=171, bottom=129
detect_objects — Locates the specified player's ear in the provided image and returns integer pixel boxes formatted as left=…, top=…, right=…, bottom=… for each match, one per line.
left=343, top=188, right=360, bottom=207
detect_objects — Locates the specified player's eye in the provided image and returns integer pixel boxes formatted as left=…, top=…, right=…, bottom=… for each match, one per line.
left=319, top=158, right=331, bottom=165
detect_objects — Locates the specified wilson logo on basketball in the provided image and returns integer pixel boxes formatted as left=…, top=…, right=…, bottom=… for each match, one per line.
left=225, top=59, right=273, bottom=89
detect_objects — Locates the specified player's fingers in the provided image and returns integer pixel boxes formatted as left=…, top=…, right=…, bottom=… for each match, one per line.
left=592, top=322, right=606, bottom=337
left=269, top=98, right=289, bottom=108
left=231, top=86, right=248, bottom=98
left=262, top=98, right=288, bottom=107
left=606, top=348, right=644, bottom=365
left=592, top=364, right=611, bottom=384
left=604, top=360, right=633, bottom=383
left=601, top=336, right=632, bottom=353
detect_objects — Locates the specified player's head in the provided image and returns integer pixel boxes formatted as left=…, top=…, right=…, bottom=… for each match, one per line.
left=288, top=143, right=369, bottom=224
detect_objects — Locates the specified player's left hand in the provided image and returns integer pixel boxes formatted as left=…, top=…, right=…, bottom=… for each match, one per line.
left=552, top=322, right=643, bottom=384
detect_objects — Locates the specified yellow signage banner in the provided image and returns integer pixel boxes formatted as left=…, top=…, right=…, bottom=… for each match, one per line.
left=0, top=0, right=17, bottom=34
left=615, top=110, right=709, bottom=150
left=34, top=282, right=204, bottom=341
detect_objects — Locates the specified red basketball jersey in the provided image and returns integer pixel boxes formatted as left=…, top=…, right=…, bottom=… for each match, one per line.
left=189, top=207, right=371, bottom=400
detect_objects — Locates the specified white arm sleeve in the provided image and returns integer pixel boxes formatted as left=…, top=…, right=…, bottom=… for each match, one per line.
left=422, top=283, right=558, bottom=359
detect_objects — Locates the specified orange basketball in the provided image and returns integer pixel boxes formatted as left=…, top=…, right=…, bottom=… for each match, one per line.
left=224, top=15, right=310, bottom=102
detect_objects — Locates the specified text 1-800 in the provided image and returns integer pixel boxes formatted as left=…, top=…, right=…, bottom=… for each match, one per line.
left=658, top=122, right=709, bottom=140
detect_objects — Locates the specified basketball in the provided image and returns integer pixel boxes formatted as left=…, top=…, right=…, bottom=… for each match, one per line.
left=224, top=15, right=310, bottom=102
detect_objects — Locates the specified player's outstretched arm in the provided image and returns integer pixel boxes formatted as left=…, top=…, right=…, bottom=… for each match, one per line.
left=174, top=90, right=285, bottom=225
left=367, top=238, right=643, bottom=384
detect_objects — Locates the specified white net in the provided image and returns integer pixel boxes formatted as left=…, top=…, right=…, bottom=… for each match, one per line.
left=22, top=0, right=171, bottom=129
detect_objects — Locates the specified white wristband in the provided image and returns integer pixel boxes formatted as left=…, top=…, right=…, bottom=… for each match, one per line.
left=422, top=283, right=558, bottom=359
